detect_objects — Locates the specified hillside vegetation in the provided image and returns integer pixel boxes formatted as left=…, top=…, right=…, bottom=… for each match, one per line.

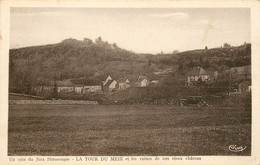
left=9, top=37, right=251, bottom=95
left=177, top=43, right=251, bottom=74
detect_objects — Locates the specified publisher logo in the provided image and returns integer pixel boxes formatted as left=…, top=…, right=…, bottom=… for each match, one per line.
left=228, top=145, right=246, bottom=152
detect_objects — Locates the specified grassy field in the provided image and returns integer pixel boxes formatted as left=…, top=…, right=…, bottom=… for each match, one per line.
left=8, top=105, right=251, bottom=156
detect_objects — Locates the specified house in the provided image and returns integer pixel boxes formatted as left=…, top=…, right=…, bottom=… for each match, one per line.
left=70, top=76, right=102, bottom=94
left=55, top=80, right=74, bottom=93
left=102, top=76, right=119, bottom=92
left=238, top=81, right=251, bottom=93
left=138, top=76, right=149, bottom=87
left=149, top=80, right=159, bottom=86
left=34, top=85, right=54, bottom=95
left=186, top=67, right=210, bottom=86
left=140, top=79, right=149, bottom=87
left=81, top=78, right=102, bottom=94
left=103, top=79, right=118, bottom=92
left=207, top=71, right=218, bottom=82
left=74, top=84, right=84, bottom=94
left=118, top=78, right=131, bottom=90
left=83, top=81, right=102, bottom=93
left=83, top=85, right=102, bottom=93
left=102, top=76, right=113, bottom=86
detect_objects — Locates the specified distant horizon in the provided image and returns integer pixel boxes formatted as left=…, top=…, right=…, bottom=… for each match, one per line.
left=9, top=37, right=251, bottom=55
left=11, top=8, right=250, bottom=54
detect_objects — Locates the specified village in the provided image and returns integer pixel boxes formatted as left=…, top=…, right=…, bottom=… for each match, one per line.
left=31, top=64, right=251, bottom=105
left=53, top=75, right=150, bottom=94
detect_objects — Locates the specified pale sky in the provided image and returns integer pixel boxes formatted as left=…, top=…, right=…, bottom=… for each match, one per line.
left=10, top=8, right=250, bottom=54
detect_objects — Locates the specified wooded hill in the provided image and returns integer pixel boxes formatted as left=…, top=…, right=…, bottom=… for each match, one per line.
left=177, top=43, right=251, bottom=74
left=9, top=37, right=251, bottom=94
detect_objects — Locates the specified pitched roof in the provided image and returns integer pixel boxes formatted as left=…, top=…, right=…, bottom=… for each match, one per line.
left=105, top=76, right=113, bottom=81
left=56, top=80, right=74, bottom=87
left=138, top=76, right=148, bottom=81
left=151, top=80, right=159, bottom=83
left=117, top=78, right=130, bottom=83
left=186, top=67, right=208, bottom=76
left=104, top=80, right=116, bottom=87
left=74, top=84, right=84, bottom=87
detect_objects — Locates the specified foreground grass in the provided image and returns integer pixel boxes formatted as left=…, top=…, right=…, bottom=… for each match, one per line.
left=8, top=105, right=251, bottom=156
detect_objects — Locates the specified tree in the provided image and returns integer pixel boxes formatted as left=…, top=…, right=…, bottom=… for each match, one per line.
left=178, top=62, right=183, bottom=71
left=147, top=59, right=152, bottom=67
left=113, top=43, right=118, bottom=48
left=188, top=59, right=194, bottom=68
left=53, top=83, right=58, bottom=99
left=203, top=59, right=210, bottom=68
left=199, top=56, right=203, bottom=64
left=205, top=46, right=208, bottom=50
left=223, top=43, right=231, bottom=48
left=162, top=71, right=183, bottom=87
left=9, top=57, right=15, bottom=89
left=95, top=37, right=103, bottom=43
left=172, top=50, right=179, bottom=54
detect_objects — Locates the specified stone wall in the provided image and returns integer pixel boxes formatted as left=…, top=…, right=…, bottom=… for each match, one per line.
left=9, top=100, right=98, bottom=105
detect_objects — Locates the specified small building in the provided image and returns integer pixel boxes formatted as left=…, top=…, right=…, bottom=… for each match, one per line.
left=71, top=77, right=102, bottom=94
left=138, top=76, right=149, bottom=87
left=149, top=80, right=159, bottom=86
left=83, top=85, right=102, bottom=93
left=74, top=84, right=84, bottom=94
left=34, top=85, right=54, bottom=95
left=56, top=80, right=74, bottom=93
left=103, top=80, right=118, bottom=92
left=186, top=67, right=210, bottom=86
left=102, top=76, right=113, bottom=86
left=118, top=79, right=131, bottom=90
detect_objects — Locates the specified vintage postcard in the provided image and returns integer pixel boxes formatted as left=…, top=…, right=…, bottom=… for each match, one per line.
left=0, top=0, right=260, bottom=164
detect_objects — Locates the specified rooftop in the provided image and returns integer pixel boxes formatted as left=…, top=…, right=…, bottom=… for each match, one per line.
left=104, top=80, right=115, bottom=87
left=186, top=67, right=208, bottom=76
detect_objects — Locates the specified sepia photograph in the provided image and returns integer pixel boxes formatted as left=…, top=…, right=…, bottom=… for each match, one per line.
left=8, top=7, right=251, bottom=156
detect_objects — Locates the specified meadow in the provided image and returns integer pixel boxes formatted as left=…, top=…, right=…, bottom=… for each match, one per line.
left=8, top=104, right=251, bottom=156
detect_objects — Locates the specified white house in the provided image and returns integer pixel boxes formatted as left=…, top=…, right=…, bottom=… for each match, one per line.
left=186, top=67, right=210, bottom=86
left=149, top=80, right=159, bottom=86
left=103, top=79, right=118, bottom=92
left=83, top=85, right=102, bottom=93
left=56, top=80, right=74, bottom=93
left=118, top=79, right=131, bottom=90
left=74, top=84, right=84, bottom=94
left=138, top=76, right=149, bottom=87
left=102, top=76, right=113, bottom=86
